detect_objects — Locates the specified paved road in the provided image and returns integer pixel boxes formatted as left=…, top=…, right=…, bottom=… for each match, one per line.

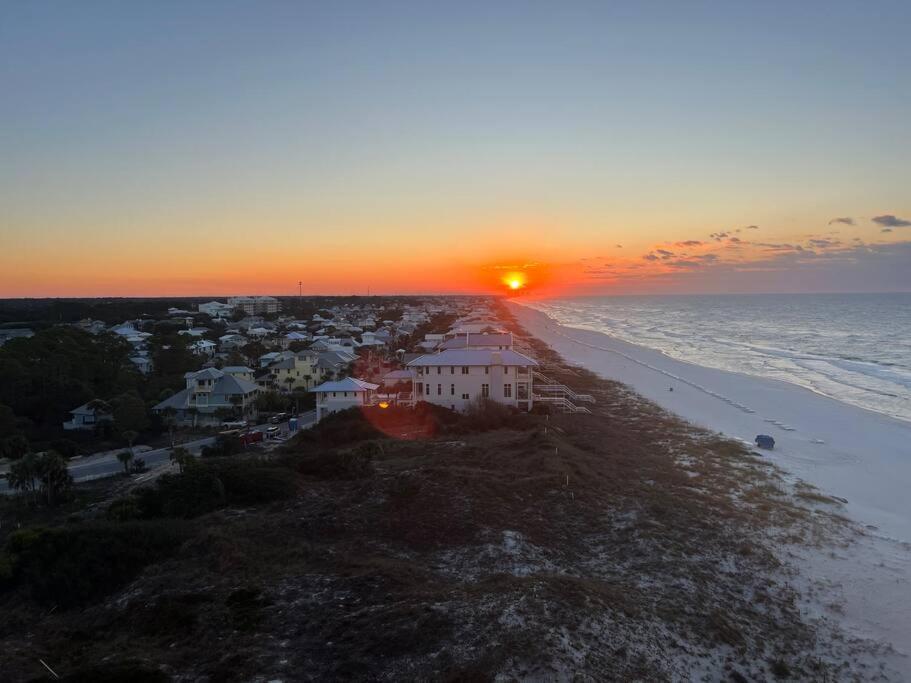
left=0, top=410, right=317, bottom=494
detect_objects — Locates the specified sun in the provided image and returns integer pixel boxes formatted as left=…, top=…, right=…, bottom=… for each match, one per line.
left=501, top=271, right=527, bottom=291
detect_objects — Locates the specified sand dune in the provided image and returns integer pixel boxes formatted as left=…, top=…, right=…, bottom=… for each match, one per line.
left=511, top=301, right=911, bottom=673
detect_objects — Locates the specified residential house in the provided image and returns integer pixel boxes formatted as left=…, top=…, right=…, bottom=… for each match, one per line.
left=153, top=368, right=260, bottom=426
left=130, top=354, right=153, bottom=374
left=63, top=401, right=114, bottom=431
left=407, top=348, right=538, bottom=413
left=190, top=339, right=218, bottom=357
left=310, top=377, right=379, bottom=421
left=219, top=333, right=248, bottom=351
left=198, top=301, right=235, bottom=318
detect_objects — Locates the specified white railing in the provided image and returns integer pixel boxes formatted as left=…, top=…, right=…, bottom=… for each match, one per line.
left=532, top=395, right=592, bottom=414
left=532, top=371, right=595, bottom=403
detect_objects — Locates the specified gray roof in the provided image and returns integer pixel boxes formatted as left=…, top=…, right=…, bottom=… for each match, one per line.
left=310, top=377, right=379, bottom=393
left=439, top=333, right=513, bottom=350
left=407, top=349, right=537, bottom=367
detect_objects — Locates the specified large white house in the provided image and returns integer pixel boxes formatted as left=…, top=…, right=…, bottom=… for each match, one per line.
left=407, top=348, right=538, bottom=412
left=153, top=368, right=260, bottom=425
left=198, top=301, right=235, bottom=318
left=310, top=377, right=379, bottom=421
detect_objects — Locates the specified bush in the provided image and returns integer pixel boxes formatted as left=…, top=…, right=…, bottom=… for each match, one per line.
left=209, top=461, right=299, bottom=505
left=3, top=520, right=191, bottom=607
left=201, top=434, right=242, bottom=458
left=124, top=460, right=298, bottom=519
left=136, top=468, right=226, bottom=519
left=292, top=448, right=375, bottom=480
left=48, top=438, right=80, bottom=459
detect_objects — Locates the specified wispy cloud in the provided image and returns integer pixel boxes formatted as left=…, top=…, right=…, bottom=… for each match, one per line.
left=828, top=217, right=855, bottom=226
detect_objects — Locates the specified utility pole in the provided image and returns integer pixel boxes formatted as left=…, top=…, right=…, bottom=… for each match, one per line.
left=298, top=281, right=302, bottom=315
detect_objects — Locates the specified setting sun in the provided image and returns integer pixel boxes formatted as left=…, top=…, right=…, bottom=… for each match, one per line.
left=502, top=271, right=527, bottom=291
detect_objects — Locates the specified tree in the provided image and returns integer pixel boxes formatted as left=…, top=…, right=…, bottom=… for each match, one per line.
left=122, top=429, right=139, bottom=455
left=241, top=341, right=267, bottom=363
left=169, top=446, right=192, bottom=473
left=113, top=391, right=150, bottom=433
left=8, top=451, right=72, bottom=506
left=7, top=452, right=40, bottom=501
left=116, top=450, right=134, bottom=476
left=0, top=433, right=30, bottom=460
left=37, top=450, right=72, bottom=506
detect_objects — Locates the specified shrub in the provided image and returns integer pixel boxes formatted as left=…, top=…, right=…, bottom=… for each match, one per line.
left=3, top=520, right=191, bottom=607
left=137, top=468, right=226, bottom=519
left=208, top=461, right=299, bottom=505
left=201, top=434, right=243, bottom=458
left=292, top=448, right=374, bottom=480
left=49, top=438, right=80, bottom=459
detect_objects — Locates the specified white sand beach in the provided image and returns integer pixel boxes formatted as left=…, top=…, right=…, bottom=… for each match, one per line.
left=510, top=301, right=911, bottom=673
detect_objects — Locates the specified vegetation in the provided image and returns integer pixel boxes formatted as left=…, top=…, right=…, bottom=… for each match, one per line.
left=6, top=451, right=73, bottom=507
left=0, top=327, right=135, bottom=432
left=1, top=520, right=190, bottom=607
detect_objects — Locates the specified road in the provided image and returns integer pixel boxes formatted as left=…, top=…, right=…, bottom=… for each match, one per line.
left=0, top=410, right=317, bottom=494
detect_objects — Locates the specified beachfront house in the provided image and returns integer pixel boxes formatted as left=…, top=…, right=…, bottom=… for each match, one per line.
left=407, top=348, right=538, bottom=412
left=310, top=377, right=380, bottom=421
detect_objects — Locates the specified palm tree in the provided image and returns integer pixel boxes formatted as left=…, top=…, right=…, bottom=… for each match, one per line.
left=116, top=450, right=134, bottom=476
left=169, top=446, right=191, bottom=473
left=121, top=430, right=138, bottom=456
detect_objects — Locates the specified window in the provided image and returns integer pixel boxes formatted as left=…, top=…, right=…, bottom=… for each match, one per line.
left=332, top=392, right=337, bottom=397
left=461, top=366, right=469, bottom=375
left=461, top=393, right=470, bottom=400
left=417, top=382, right=423, bottom=395
left=484, top=366, right=489, bottom=374
left=450, top=384, right=455, bottom=396
left=437, top=367, right=441, bottom=375
left=481, top=383, right=489, bottom=398
left=450, top=366, right=455, bottom=374
left=504, top=384, right=512, bottom=398
left=437, top=384, right=442, bottom=396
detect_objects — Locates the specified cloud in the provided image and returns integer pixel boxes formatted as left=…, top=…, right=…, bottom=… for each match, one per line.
left=828, top=217, right=855, bottom=226
left=709, top=231, right=729, bottom=241
left=667, top=259, right=704, bottom=268
left=745, top=225, right=760, bottom=230
left=656, top=249, right=674, bottom=258
left=728, top=237, right=742, bottom=243
left=675, top=240, right=703, bottom=246
left=882, top=228, right=893, bottom=233
left=642, top=254, right=659, bottom=261
left=873, top=214, right=911, bottom=228
left=808, top=238, right=841, bottom=248
left=615, top=244, right=623, bottom=248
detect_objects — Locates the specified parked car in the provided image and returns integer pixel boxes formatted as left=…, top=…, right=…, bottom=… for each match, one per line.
left=269, top=412, right=289, bottom=424
left=221, top=420, right=247, bottom=429
left=265, top=426, right=280, bottom=438
left=239, top=430, right=264, bottom=446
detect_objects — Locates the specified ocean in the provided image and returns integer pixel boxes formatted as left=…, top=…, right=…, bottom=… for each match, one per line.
left=523, top=293, right=911, bottom=424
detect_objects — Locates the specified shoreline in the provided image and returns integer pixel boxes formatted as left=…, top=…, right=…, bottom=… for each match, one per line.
left=509, top=300, right=911, bottom=672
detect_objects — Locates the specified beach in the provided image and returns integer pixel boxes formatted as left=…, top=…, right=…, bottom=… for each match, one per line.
left=510, top=300, right=911, bottom=672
